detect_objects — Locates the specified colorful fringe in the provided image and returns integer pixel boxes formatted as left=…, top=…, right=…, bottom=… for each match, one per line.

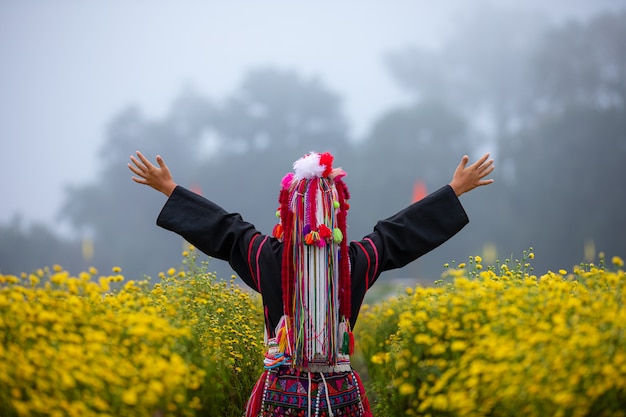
left=275, top=155, right=352, bottom=368
left=292, top=178, right=341, bottom=367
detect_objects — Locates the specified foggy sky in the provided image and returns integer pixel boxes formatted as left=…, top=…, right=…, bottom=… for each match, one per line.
left=1, top=0, right=623, bottom=236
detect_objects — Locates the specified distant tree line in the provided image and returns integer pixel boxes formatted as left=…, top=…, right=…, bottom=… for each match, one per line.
left=1, top=8, right=624, bottom=283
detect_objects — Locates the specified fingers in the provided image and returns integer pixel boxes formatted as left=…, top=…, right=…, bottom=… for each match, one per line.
left=128, top=151, right=155, bottom=184
left=156, top=155, right=168, bottom=170
left=450, top=152, right=495, bottom=196
left=473, top=154, right=494, bottom=176
left=128, top=156, right=144, bottom=175
left=458, top=155, right=469, bottom=170
left=130, top=175, right=147, bottom=185
left=471, top=153, right=490, bottom=170
left=135, top=151, right=153, bottom=168
left=475, top=153, right=495, bottom=186
left=480, top=163, right=495, bottom=179
left=129, top=151, right=164, bottom=173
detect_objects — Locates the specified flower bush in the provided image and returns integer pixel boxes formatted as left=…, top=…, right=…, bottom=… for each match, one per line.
left=0, top=247, right=264, bottom=417
left=356, top=251, right=626, bottom=417
left=4, top=246, right=625, bottom=416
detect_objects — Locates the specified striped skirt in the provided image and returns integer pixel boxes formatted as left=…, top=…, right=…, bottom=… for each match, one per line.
left=244, top=367, right=373, bottom=417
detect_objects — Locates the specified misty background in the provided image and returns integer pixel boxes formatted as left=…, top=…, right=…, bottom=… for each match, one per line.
left=1, top=1, right=625, bottom=284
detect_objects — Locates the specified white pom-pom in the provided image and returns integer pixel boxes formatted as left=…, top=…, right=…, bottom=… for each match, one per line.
left=293, top=152, right=324, bottom=180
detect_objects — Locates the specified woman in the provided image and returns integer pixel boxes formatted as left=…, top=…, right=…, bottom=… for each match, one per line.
left=128, top=150, right=494, bottom=416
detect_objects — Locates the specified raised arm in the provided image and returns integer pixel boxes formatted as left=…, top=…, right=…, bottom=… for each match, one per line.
left=448, top=153, right=495, bottom=197
left=128, top=151, right=178, bottom=197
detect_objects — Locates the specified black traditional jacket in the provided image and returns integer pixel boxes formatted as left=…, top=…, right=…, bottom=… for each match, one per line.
left=156, top=184, right=469, bottom=337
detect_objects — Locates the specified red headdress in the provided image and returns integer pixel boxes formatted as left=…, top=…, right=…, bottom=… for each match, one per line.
left=272, top=151, right=352, bottom=366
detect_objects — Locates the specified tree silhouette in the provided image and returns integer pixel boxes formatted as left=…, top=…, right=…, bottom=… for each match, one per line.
left=210, top=68, right=350, bottom=155
left=56, top=68, right=351, bottom=280
left=3, top=10, right=624, bottom=282
left=499, top=10, right=626, bottom=271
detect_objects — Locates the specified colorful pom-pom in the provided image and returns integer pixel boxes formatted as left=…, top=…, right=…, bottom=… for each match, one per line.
left=333, top=200, right=340, bottom=209
left=272, top=224, right=284, bottom=239
left=275, top=210, right=281, bottom=218
left=319, top=152, right=334, bottom=177
left=281, top=173, right=294, bottom=190
left=333, top=228, right=343, bottom=243
left=304, top=231, right=320, bottom=245
left=318, top=224, right=332, bottom=240
left=293, top=152, right=324, bottom=180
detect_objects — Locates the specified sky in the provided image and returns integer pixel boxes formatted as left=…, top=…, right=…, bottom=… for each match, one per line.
left=1, top=0, right=624, bottom=236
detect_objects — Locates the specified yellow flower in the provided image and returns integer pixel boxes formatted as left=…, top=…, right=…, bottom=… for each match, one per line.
left=112, top=266, right=122, bottom=273
left=414, top=334, right=433, bottom=345
left=28, top=274, right=40, bottom=286
left=122, top=389, right=138, bottom=405
left=427, top=319, right=446, bottom=336
left=99, top=277, right=111, bottom=292
left=167, top=268, right=177, bottom=277
left=189, top=396, right=202, bottom=410
left=430, top=343, right=447, bottom=355
left=50, top=271, right=68, bottom=285
left=450, top=340, right=467, bottom=352
left=371, top=352, right=385, bottom=365
left=612, top=256, right=624, bottom=268
left=399, top=383, right=416, bottom=395
left=432, top=394, right=448, bottom=410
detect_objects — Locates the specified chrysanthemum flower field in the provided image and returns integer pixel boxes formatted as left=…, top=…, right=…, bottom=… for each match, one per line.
left=0, top=249, right=264, bottom=417
left=356, top=251, right=626, bottom=417
left=1, top=249, right=625, bottom=416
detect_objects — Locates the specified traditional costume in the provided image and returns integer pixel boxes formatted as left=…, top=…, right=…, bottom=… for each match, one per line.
left=156, top=152, right=469, bottom=416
